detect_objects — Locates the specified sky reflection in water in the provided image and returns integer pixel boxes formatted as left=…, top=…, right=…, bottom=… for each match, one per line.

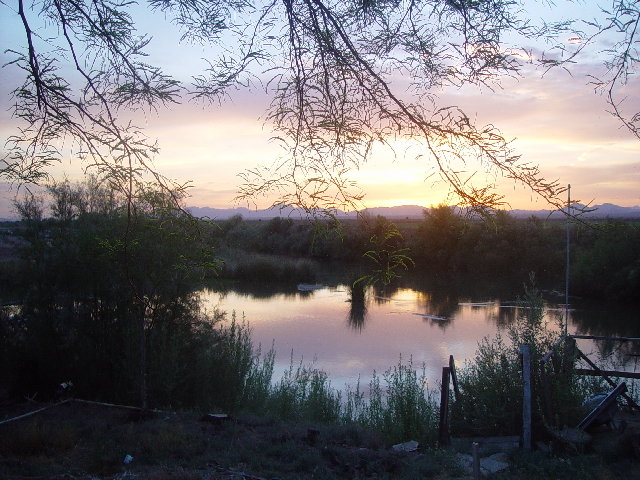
left=200, top=285, right=576, bottom=391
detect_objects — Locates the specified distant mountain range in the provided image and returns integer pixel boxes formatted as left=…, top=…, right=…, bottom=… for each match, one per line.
left=187, top=203, right=640, bottom=220
left=2, top=203, right=637, bottom=222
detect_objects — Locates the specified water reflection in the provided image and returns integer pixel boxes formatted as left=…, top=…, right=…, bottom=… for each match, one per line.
left=347, top=282, right=367, bottom=331
left=199, top=282, right=637, bottom=389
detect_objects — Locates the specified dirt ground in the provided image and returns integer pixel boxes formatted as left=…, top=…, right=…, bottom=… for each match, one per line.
left=1, top=399, right=639, bottom=480
left=0, top=399, right=461, bottom=480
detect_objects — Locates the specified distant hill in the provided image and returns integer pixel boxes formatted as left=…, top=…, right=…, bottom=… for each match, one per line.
left=188, top=203, right=640, bottom=220
left=510, top=203, right=640, bottom=220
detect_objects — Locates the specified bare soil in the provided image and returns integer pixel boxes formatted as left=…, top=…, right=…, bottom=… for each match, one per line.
left=0, top=399, right=458, bottom=480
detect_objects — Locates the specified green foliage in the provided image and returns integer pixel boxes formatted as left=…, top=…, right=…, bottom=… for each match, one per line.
left=266, top=358, right=343, bottom=423
left=1, top=179, right=221, bottom=407
left=572, top=221, right=640, bottom=302
left=206, top=209, right=640, bottom=303
left=451, top=280, right=600, bottom=436
left=410, top=206, right=565, bottom=285
left=343, top=358, right=438, bottom=445
left=357, top=217, right=414, bottom=287
left=219, top=250, right=316, bottom=283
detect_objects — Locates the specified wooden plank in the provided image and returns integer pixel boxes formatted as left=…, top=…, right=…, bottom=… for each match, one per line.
left=577, top=382, right=627, bottom=430
left=576, top=349, right=640, bottom=411
left=520, top=344, right=532, bottom=450
left=569, top=335, right=640, bottom=342
left=0, top=399, right=72, bottom=426
left=541, top=335, right=566, bottom=364
left=439, top=366, right=451, bottom=446
left=472, top=442, right=481, bottom=480
left=574, top=368, right=640, bottom=380
left=449, top=355, right=460, bottom=402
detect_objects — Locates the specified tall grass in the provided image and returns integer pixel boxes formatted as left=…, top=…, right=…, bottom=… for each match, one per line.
left=343, top=358, right=438, bottom=444
left=224, top=325, right=439, bottom=444
left=450, top=280, right=609, bottom=437
left=218, top=249, right=317, bottom=283
left=265, top=357, right=343, bottom=423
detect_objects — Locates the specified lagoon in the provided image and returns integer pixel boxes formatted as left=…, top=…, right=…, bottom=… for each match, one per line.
left=199, top=283, right=630, bottom=391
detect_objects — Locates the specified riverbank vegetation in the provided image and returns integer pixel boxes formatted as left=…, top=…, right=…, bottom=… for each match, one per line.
left=1, top=280, right=636, bottom=479
left=1, top=180, right=639, bottom=477
left=208, top=206, right=639, bottom=303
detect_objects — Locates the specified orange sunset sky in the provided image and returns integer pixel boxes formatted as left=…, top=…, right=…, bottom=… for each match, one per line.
left=1, top=2, right=638, bottom=218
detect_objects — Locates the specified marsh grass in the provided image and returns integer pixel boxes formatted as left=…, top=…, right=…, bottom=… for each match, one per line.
left=266, top=358, right=343, bottom=423
left=0, top=420, right=77, bottom=457
left=451, top=280, right=610, bottom=437
left=343, top=358, right=438, bottom=445
left=219, top=249, right=316, bottom=283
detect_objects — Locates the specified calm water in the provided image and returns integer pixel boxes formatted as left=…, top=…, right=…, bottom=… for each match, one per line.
left=198, top=283, right=639, bottom=391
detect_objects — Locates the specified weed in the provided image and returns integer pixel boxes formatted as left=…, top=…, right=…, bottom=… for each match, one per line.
left=451, top=278, right=608, bottom=437
left=0, top=420, right=76, bottom=457
left=266, top=357, right=342, bottom=423
left=344, top=357, right=438, bottom=445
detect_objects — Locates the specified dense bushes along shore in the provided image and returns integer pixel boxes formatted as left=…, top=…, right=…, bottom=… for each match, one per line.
left=0, top=179, right=636, bottom=433
left=211, top=208, right=639, bottom=303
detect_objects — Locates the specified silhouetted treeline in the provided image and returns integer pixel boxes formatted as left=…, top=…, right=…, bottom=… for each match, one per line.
left=210, top=206, right=639, bottom=303
left=0, top=180, right=240, bottom=409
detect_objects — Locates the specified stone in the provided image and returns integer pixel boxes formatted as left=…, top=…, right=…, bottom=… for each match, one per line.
left=391, top=440, right=419, bottom=453
left=456, top=452, right=510, bottom=477
left=487, top=452, right=508, bottom=463
left=200, top=413, right=231, bottom=425
left=480, top=456, right=509, bottom=475
left=552, top=427, right=592, bottom=445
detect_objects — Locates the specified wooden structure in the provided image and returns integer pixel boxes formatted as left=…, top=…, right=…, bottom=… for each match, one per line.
left=438, top=355, right=460, bottom=446
left=537, top=333, right=640, bottom=444
left=520, top=344, right=533, bottom=449
left=437, top=335, right=638, bottom=452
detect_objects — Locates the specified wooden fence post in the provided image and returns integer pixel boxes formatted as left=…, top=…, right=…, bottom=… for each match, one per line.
left=439, top=366, right=451, bottom=446
left=520, top=344, right=532, bottom=450
left=449, top=355, right=460, bottom=401
left=472, top=441, right=481, bottom=480
left=562, top=337, right=577, bottom=373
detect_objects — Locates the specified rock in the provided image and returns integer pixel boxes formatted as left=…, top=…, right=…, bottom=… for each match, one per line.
left=552, top=427, right=592, bottom=446
left=487, top=452, right=508, bottom=463
left=456, top=453, right=473, bottom=470
left=200, top=413, right=231, bottom=425
left=456, top=452, right=509, bottom=477
left=391, top=440, right=419, bottom=453
left=480, top=456, right=509, bottom=475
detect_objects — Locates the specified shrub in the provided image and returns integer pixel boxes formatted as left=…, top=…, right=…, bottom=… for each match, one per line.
left=451, top=279, right=601, bottom=437
left=344, top=357, right=438, bottom=445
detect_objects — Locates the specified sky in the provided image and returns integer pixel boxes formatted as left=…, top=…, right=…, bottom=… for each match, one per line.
left=1, top=1, right=638, bottom=219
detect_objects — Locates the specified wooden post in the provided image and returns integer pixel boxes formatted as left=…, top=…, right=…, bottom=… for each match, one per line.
left=439, top=366, right=451, bottom=446
left=472, top=441, right=481, bottom=480
left=520, top=344, right=532, bottom=450
left=575, top=348, right=640, bottom=411
left=562, top=337, right=576, bottom=374
left=449, top=355, right=460, bottom=401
